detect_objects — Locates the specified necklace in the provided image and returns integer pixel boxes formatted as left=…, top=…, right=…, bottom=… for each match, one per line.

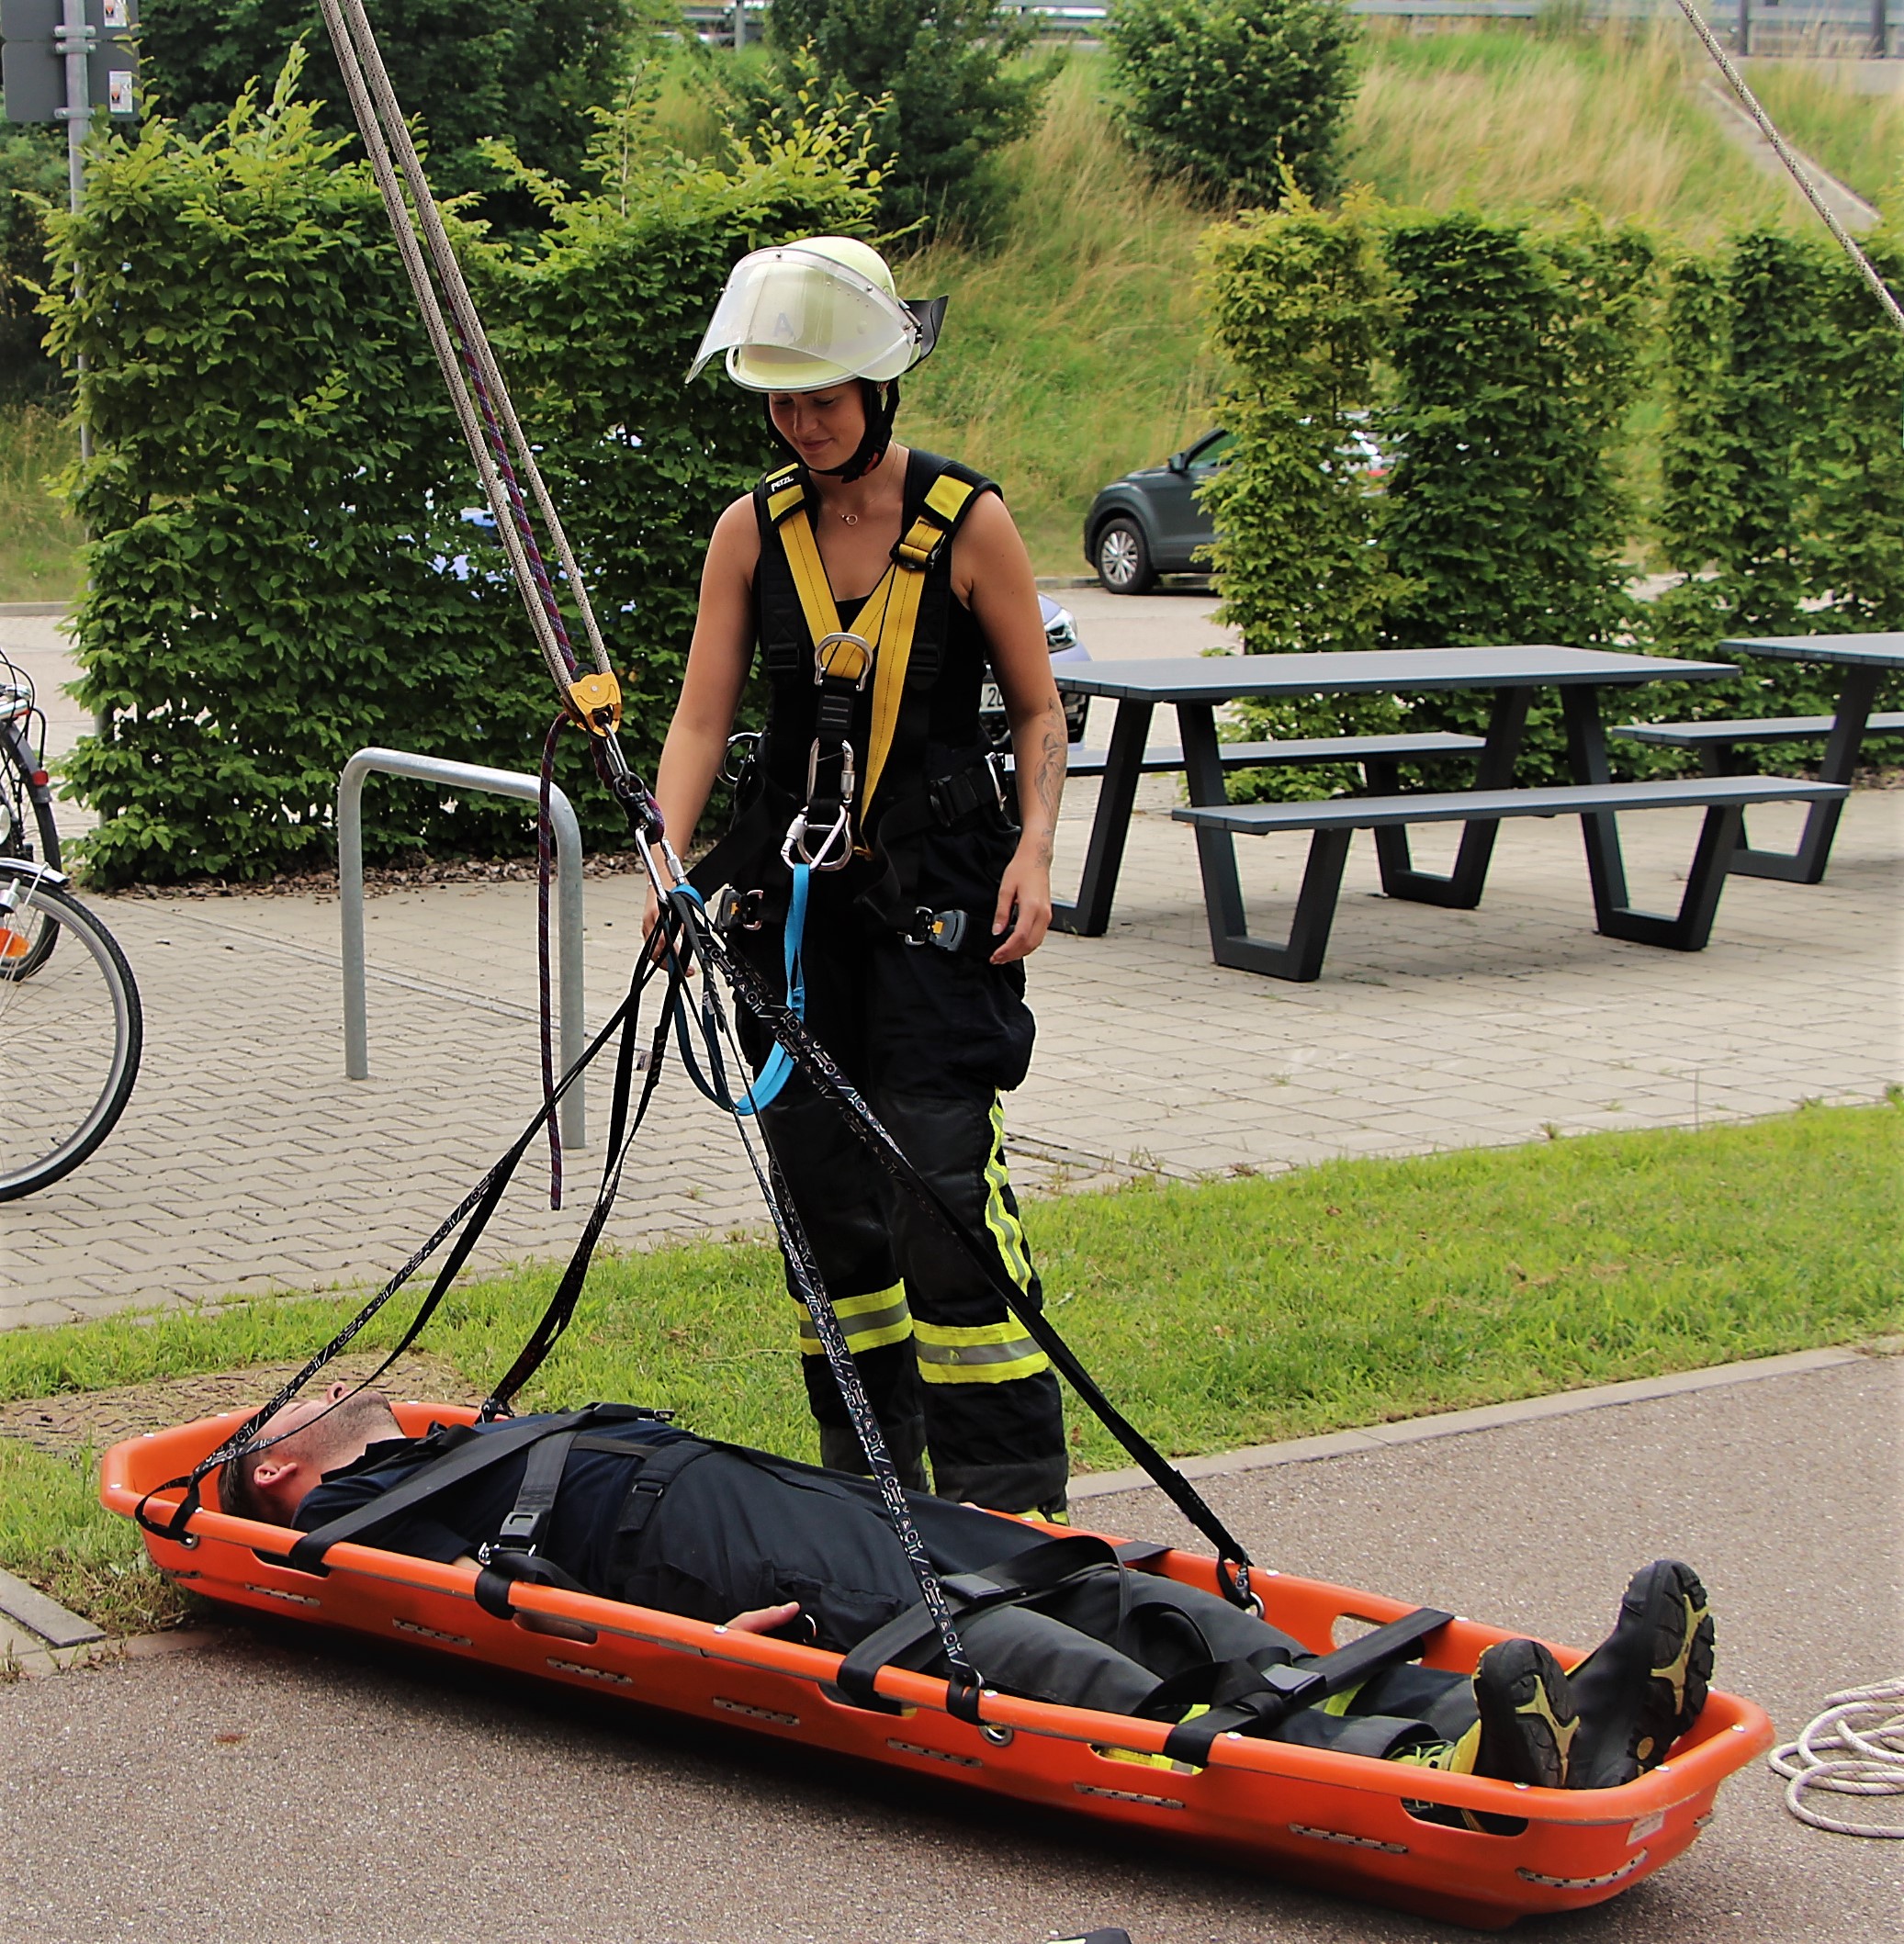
left=840, top=511, right=859, bottom=526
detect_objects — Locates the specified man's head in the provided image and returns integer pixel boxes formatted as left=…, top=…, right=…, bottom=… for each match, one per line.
left=220, top=1381, right=405, bottom=1527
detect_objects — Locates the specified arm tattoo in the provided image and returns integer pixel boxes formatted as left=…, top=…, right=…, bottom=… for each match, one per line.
left=1024, top=696, right=1066, bottom=865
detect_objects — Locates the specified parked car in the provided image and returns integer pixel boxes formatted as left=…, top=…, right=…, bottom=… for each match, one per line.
left=1083, top=421, right=1389, bottom=594
left=981, top=595, right=1091, bottom=747
left=1083, top=430, right=1234, bottom=594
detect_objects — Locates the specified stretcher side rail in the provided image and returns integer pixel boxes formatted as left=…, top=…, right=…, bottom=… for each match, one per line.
left=1173, top=774, right=1848, bottom=981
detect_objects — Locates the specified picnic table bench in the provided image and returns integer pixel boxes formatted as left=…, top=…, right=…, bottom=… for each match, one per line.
left=1051, top=730, right=1484, bottom=781
left=1177, top=776, right=1847, bottom=981
left=1053, top=645, right=1849, bottom=982
left=1611, top=633, right=1904, bottom=884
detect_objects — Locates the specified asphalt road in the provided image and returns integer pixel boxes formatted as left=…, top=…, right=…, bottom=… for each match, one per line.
left=3, top=1354, right=1897, bottom=1944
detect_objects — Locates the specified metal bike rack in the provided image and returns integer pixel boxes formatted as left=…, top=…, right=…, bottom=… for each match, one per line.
left=339, top=747, right=586, bottom=1149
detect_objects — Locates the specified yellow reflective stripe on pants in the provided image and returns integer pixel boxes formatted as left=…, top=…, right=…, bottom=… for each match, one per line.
left=914, top=1318, right=1050, bottom=1385
left=983, top=1096, right=1035, bottom=1294
left=796, top=1282, right=913, bottom=1357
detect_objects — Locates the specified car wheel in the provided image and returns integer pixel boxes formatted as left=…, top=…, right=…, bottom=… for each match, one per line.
left=1094, top=517, right=1153, bottom=595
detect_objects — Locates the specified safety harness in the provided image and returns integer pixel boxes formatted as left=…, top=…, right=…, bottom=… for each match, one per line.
left=727, top=453, right=1016, bottom=946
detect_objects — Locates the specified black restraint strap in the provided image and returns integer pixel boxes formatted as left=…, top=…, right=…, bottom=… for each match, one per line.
left=286, top=1405, right=670, bottom=1575
left=287, top=1409, right=599, bottom=1574
left=834, top=1534, right=1162, bottom=1712
left=1157, top=1605, right=1457, bottom=1767
left=489, top=1429, right=580, bottom=1554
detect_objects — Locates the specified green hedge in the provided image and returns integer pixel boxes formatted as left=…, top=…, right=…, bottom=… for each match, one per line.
left=45, top=70, right=870, bottom=884
left=1200, top=199, right=1903, bottom=789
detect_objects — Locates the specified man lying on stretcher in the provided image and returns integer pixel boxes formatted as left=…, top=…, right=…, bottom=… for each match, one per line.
left=222, top=1383, right=1714, bottom=1793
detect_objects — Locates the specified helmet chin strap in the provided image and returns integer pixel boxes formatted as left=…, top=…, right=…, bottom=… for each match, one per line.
left=764, top=379, right=900, bottom=486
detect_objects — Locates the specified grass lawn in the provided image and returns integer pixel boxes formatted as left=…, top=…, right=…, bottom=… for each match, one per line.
left=0, top=1103, right=1896, bottom=1642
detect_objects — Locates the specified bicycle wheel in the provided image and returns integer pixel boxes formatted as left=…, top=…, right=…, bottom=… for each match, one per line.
left=0, top=726, right=62, bottom=976
left=0, top=868, right=142, bottom=1200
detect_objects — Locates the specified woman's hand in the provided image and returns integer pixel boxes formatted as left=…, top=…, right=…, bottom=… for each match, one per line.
left=990, top=842, right=1053, bottom=964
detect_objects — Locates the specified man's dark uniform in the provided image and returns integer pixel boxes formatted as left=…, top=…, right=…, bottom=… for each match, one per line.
left=296, top=1413, right=1480, bottom=1755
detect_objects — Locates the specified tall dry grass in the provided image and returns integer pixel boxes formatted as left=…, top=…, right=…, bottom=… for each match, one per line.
left=1347, top=22, right=1798, bottom=240
left=895, top=61, right=1226, bottom=573
left=1744, top=58, right=1904, bottom=209
left=0, top=402, right=80, bottom=603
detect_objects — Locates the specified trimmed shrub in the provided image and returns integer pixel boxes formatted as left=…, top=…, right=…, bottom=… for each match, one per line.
left=1105, top=0, right=1359, bottom=208
left=139, top=0, right=653, bottom=212
left=1378, top=212, right=1655, bottom=771
left=45, top=67, right=871, bottom=883
left=1650, top=228, right=1904, bottom=752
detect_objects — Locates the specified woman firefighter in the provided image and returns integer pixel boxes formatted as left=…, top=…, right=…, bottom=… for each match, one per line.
left=647, top=236, right=1071, bottom=1517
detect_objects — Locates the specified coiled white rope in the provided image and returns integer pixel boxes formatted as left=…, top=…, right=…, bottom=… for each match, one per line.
left=1768, top=1680, right=1904, bottom=1837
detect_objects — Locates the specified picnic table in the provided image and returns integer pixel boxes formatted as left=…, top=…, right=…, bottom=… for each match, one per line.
left=1616, top=632, right=1904, bottom=885
left=1051, top=646, right=1847, bottom=981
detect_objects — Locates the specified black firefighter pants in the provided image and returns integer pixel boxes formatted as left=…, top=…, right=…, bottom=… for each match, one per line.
left=737, top=832, right=1067, bottom=1515
left=620, top=1448, right=1476, bottom=1760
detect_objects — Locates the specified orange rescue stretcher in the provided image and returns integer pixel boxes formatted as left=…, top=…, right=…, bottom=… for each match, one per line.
left=104, top=1403, right=1773, bottom=1932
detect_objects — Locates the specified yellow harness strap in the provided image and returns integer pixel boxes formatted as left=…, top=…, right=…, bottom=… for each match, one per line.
left=769, top=471, right=979, bottom=818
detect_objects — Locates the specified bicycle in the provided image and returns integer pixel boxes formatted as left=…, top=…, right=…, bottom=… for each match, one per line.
left=0, top=858, right=143, bottom=1200
left=2, top=647, right=63, bottom=978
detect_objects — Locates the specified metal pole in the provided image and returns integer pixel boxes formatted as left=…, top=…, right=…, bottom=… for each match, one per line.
left=337, top=747, right=589, bottom=1150
left=1876, top=0, right=1888, bottom=61
left=56, top=0, right=91, bottom=462
left=1736, top=0, right=1749, bottom=57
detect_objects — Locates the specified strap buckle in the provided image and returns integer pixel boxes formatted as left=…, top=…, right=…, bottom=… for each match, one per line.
left=711, top=883, right=764, bottom=933
left=906, top=906, right=971, bottom=954
left=814, top=631, right=874, bottom=690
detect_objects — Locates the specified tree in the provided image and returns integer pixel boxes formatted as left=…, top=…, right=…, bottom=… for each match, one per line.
left=0, top=126, right=68, bottom=395
left=1104, top=0, right=1358, bottom=208
left=746, top=0, right=1053, bottom=235
left=137, top=0, right=651, bottom=208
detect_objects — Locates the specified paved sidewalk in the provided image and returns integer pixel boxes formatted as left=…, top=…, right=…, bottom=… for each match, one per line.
left=2, top=602, right=1898, bottom=1327
left=2, top=1353, right=1896, bottom=1942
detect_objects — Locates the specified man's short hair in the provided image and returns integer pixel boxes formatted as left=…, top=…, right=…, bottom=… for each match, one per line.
left=219, top=1444, right=276, bottom=1525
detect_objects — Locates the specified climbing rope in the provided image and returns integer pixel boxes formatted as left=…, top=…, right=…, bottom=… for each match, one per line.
left=1673, top=0, right=1904, bottom=343
left=1768, top=1680, right=1904, bottom=1837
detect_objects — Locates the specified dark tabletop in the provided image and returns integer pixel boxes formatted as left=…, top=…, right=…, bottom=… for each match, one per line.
left=1053, top=646, right=1740, bottom=702
left=1718, top=633, right=1904, bottom=669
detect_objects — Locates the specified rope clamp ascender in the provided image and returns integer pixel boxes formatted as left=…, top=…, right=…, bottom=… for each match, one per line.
left=563, top=669, right=623, bottom=737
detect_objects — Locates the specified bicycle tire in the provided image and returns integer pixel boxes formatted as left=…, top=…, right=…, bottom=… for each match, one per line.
left=0, top=867, right=142, bottom=1200
left=0, top=725, right=62, bottom=977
